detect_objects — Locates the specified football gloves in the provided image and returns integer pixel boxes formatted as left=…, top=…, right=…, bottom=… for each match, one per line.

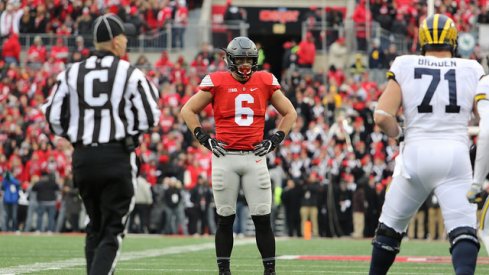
left=194, top=127, right=227, bottom=157
left=466, top=183, right=483, bottom=204
left=253, top=131, right=285, bottom=157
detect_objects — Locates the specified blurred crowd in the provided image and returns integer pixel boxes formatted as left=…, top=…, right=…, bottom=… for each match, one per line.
left=353, top=0, right=488, bottom=53
left=0, top=0, right=489, bottom=240
left=0, top=0, right=193, bottom=37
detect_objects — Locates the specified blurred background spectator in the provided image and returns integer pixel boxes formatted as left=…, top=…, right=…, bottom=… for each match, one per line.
left=55, top=173, right=81, bottom=233
left=129, top=174, right=154, bottom=234
left=32, top=171, right=59, bottom=233
left=1, top=170, right=20, bottom=231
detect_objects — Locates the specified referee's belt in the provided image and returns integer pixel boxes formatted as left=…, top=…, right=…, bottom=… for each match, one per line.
left=73, top=140, right=123, bottom=148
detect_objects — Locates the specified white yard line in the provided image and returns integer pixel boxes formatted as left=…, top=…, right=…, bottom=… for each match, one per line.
left=0, top=239, right=256, bottom=274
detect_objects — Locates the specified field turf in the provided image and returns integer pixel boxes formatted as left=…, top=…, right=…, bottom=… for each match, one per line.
left=0, top=233, right=488, bottom=274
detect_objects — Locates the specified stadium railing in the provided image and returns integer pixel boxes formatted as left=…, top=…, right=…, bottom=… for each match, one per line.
left=16, top=19, right=417, bottom=55
left=302, top=20, right=412, bottom=54
left=18, top=25, right=172, bottom=53
left=17, top=21, right=250, bottom=54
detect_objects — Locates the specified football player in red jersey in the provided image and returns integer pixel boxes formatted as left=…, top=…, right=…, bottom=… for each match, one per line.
left=181, top=37, right=297, bottom=275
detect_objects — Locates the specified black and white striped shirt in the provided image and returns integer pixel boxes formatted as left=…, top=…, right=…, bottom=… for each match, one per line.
left=42, top=52, right=161, bottom=145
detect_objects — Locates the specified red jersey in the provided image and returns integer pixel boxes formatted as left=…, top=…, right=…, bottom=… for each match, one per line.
left=199, top=71, right=281, bottom=150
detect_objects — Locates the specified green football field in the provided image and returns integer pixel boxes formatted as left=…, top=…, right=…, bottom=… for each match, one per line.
left=0, top=234, right=488, bottom=274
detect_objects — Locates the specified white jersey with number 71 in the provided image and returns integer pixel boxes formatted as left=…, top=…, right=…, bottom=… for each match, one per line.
left=388, top=55, right=484, bottom=144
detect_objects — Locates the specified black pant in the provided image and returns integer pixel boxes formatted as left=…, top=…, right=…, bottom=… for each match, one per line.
left=73, top=143, right=136, bottom=275
left=285, top=210, right=301, bottom=237
left=187, top=206, right=207, bottom=235
left=129, top=204, right=151, bottom=233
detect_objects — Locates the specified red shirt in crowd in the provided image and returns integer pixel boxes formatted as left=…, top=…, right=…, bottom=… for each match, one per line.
left=27, top=44, right=47, bottom=63
left=50, top=39, right=69, bottom=63
left=162, top=92, right=181, bottom=108
left=157, top=5, right=173, bottom=28
left=2, top=34, right=21, bottom=61
left=297, top=35, right=316, bottom=66
left=174, top=4, right=189, bottom=26
left=140, top=162, right=158, bottom=185
left=144, top=8, right=158, bottom=30
left=170, top=64, right=188, bottom=84
left=352, top=1, right=371, bottom=38
left=23, top=153, right=45, bottom=181
left=159, top=114, right=175, bottom=133
left=194, top=148, right=212, bottom=179
left=184, top=160, right=205, bottom=190
left=162, top=136, right=178, bottom=152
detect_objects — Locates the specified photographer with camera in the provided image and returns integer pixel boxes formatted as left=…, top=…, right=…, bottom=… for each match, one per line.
left=1, top=171, right=20, bottom=232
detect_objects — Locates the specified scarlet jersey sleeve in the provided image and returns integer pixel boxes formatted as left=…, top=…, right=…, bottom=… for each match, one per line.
left=257, top=71, right=281, bottom=98
left=198, top=74, right=219, bottom=95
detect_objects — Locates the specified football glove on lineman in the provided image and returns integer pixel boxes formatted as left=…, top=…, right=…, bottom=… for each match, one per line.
left=466, top=182, right=483, bottom=204
left=253, top=131, right=285, bottom=157
left=194, top=127, right=227, bottom=157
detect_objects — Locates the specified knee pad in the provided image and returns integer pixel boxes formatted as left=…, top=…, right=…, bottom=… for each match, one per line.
left=217, top=214, right=236, bottom=228
left=249, top=203, right=271, bottom=216
left=372, top=223, right=404, bottom=254
left=448, top=226, right=480, bottom=254
left=217, top=206, right=235, bottom=217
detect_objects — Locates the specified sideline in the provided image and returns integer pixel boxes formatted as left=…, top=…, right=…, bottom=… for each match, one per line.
left=277, top=255, right=489, bottom=264
left=0, top=239, right=256, bottom=274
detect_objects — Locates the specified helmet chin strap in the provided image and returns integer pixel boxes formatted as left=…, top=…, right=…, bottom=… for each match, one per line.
left=232, top=71, right=250, bottom=82
left=235, top=64, right=252, bottom=81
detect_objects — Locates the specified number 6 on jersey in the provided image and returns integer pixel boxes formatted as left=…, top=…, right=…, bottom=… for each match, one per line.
left=235, top=93, right=254, bottom=126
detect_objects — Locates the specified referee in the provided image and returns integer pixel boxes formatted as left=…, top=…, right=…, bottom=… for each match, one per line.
left=42, top=14, right=160, bottom=275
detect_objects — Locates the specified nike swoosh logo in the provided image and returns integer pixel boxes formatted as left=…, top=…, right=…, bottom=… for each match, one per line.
left=256, top=159, right=262, bottom=163
left=250, top=88, right=258, bottom=91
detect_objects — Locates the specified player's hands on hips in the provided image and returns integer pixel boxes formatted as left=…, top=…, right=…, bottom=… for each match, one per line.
left=253, top=131, right=285, bottom=157
left=466, top=183, right=483, bottom=203
left=194, top=127, right=227, bottom=157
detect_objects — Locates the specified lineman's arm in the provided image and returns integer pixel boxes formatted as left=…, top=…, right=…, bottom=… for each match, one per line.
left=270, top=90, right=297, bottom=135
left=474, top=100, right=489, bottom=185
left=373, top=79, right=402, bottom=138
left=180, top=90, right=213, bottom=132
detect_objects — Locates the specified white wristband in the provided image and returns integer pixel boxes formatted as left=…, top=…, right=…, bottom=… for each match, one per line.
left=374, top=109, right=395, bottom=118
